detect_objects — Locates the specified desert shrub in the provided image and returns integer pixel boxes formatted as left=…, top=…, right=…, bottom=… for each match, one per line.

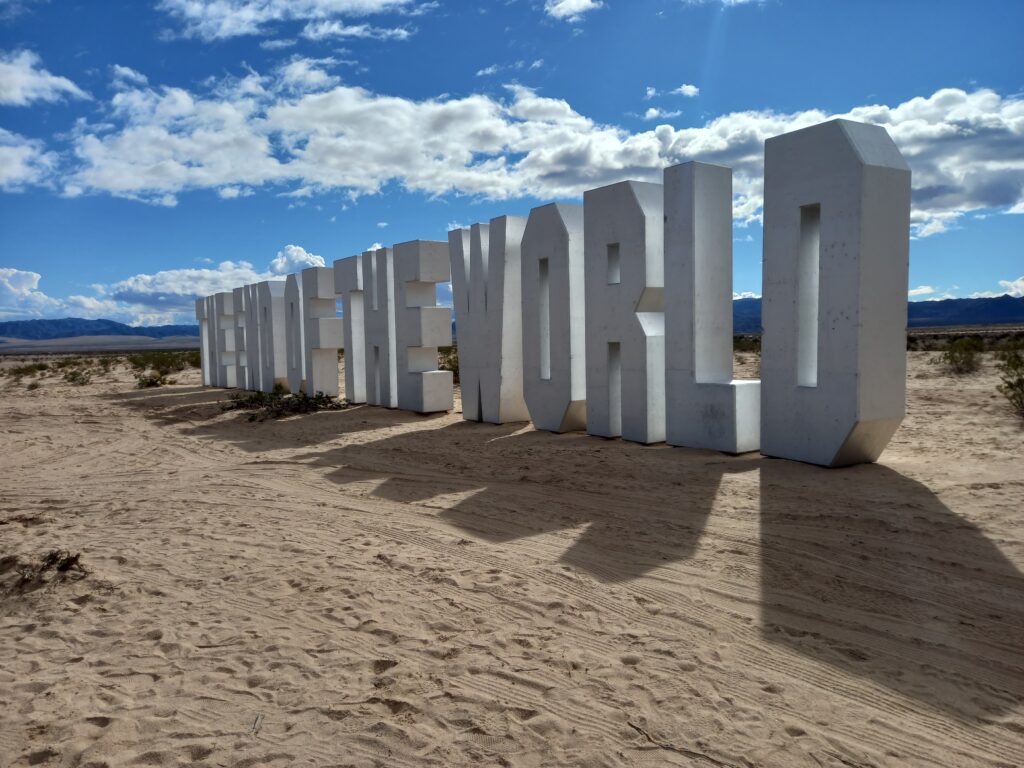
left=26, top=381, right=40, bottom=391
left=996, top=343, right=1024, bottom=419
left=7, top=362, right=49, bottom=377
left=63, top=369, right=92, bottom=385
left=54, top=357, right=85, bottom=370
left=135, top=372, right=171, bottom=388
left=438, top=345, right=459, bottom=384
left=127, top=350, right=198, bottom=375
left=733, top=335, right=762, bottom=353
left=941, top=337, right=983, bottom=374
left=221, top=389, right=347, bottom=421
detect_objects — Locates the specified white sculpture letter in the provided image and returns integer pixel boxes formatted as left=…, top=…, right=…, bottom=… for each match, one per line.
left=363, top=247, right=397, bottom=408
left=285, top=273, right=306, bottom=394
left=584, top=181, right=665, bottom=444
left=231, top=286, right=248, bottom=389
left=213, top=291, right=237, bottom=388
left=256, top=280, right=287, bottom=393
left=761, top=119, right=911, bottom=466
left=521, top=203, right=586, bottom=432
left=301, top=266, right=344, bottom=397
left=394, top=240, right=454, bottom=413
left=448, top=216, right=529, bottom=424
left=243, top=283, right=263, bottom=391
left=334, top=256, right=366, bottom=404
left=195, top=297, right=213, bottom=387
left=664, top=162, right=760, bottom=453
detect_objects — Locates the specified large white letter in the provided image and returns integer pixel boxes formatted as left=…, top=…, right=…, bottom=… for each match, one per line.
left=213, top=292, right=237, bottom=388
left=393, top=239, right=453, bottom=413
left=761, top=119, right=910, bottom=466
left=231, top=287, right=249, bottom=390
left=285, top=273, right=306, bottom=394
left=664, top=162, right=760, bottom=453
left=244, top=283, right=263, bottom=391
left=256, top=280, right=287, bottom=393
left=448, top=216, right=529, bottom=424
left=195, top=297, right=212, bottom=386
left=334, top=256, right=366, bottom=404
left=363, top=247, right=397, bottom=408
left=584, top=181, right=665, bottom=444
left=521, top=203, right=586, bottom=432
left=301, top=266, right=344, bottom=397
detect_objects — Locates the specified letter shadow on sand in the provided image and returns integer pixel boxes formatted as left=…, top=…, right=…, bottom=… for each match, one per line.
left=759, top=459, right=1024, bottom=720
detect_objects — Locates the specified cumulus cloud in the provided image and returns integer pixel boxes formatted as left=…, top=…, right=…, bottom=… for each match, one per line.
left=672, top=83, right=699, bottom=97
left=970, top=276, right=1024, bottom=299
left=0, top=267, right=63, bottom=318
left=907, top=285, right=936, bottom=297
left=0, top=49, right=89, bottom=106
left=643, top=107, right=681, bottom=120
left=112, top=64, right=148, bottom=89
left=544, top=0, right=603, bottom=22
left=268, top=244, right=326, bottom=274
left=56, top=66, right=1024, bottom=238
left=0, top=128, right=56, bottom=190
left=157, top=0, right=415, bottom=40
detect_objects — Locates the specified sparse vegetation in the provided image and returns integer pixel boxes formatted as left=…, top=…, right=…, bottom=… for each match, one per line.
left=221, top=388, right=348, bottom=421
left=26, top=381, right=40, bottom=391
left=135, top=372, right=171, bottom=388
left=941, top=337, right=983, bottom=374
left=733, top=335, right=761, bottom=354
left=5, top=362, right=49, bottom=378
left=0, top=549, right=87, bottom=596
left=996, top=342, right=1024, bottom=419
left=438, top=345, right=459, bottom=384
left=127, top=350, right=200, bottom=375
left=63, top=368, right=92, bottom=385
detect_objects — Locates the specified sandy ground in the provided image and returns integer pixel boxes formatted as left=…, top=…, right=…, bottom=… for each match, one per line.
left=0, top=353, right=1022, bottom=768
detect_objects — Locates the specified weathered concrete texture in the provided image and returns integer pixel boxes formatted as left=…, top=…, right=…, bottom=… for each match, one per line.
left=285, top=274, right=306, bottom=394
left=232, top=286, right=249, bottom=390
left=394, top=240, right=453, bottom=413
left=584, top=181, right=665, bottom=444
left=244, top=283, right=263, bottom=392
left=214, top=292, right=237, bottom=388
left=363, top=247, right=398, bottom=408
left=301, top=266, right=344, bottom=397
left=195, top=298, right=213, bottom=387
left=256, top=280, right=287, bottom=393
left=761, top=119, right=911, bottom=467
left=664, top=162, right=760, bottom=453
left=449, top=217, right=530, bottom=424
left=334, top=256, right=366, bottom=404
left=521, top=203, right=586, bottom=433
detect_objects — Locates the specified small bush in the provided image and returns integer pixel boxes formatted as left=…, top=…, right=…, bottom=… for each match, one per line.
left=135, top=372, right=171, bottom=388
left=996, top=343, right=1024, bottom=419
left=127, top=350, right=199, bottom=375
left=221, top=389, right=348, bottom=421
left=63, top=369, right=92, bottom=385
left=26, top=381, right=40, bottom=391
left=733, top=335, right=762, bottom=354
left=941, top=337, right=983, bottom=374
left=438, top=345, right=459, bottom=384
left=7, top=362, right=49, bottom=377
left=55, top=357, right=85, bottom=370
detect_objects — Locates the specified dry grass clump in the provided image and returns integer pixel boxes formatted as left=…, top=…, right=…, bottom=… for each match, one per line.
left=0, top=549, right=87, bottom=596
left=941, top=337, right=983, bottom=374
left=221, top=387, right=348, bottom=421
left=997, top=342, right=1024, bottom=419
left=128, top=350, right=199, bottom=388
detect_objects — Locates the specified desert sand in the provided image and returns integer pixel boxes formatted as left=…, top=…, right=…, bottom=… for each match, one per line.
left=0, top=353, right=1022, bottom=768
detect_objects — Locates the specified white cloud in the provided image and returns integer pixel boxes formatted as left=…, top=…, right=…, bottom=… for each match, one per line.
left=268, top=244, right=326, bottom=274
left=0, top=128, right=56, bottom=190
left=57, top=68, right=1024, bottom=239
left=970, top=276, right=1024, bottom=299
left=260, top=38, right=297, bottom=50
left=112, top=64, right=148, bottom=89
left=544, top=0, right=603, bottom=22
left=0, top=49, right=89, bottom=106
left=217, top=186, right=253, bottom=199
left=529, top=59, right=544, bottom=70
left=476, top=64, right=499, bottom=77
left=733, top=291, right=761, bottom=300
left=277, top=56, right=340, bottom=93
left=644, top=107, right=682, bottom=120
left=0, top=267, right=63, bottom=318
left=672, top=83, right=699, bottom=97
left=300, top=20, right=411, bottom=40
left=157, top=0, right=416, bottom=40
left=376, top=221, right=388, bottom=228
left=644, top=86, right=658, bottom=100
left=908, top=285, right=936, bottom=297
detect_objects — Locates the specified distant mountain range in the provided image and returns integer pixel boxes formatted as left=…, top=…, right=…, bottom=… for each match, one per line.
left=0, top=318, right=200, bottom=340
left=1, top=295, right=1022, bottom=341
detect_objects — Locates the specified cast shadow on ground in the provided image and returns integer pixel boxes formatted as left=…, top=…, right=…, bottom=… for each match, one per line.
left=294, top=419, right=759, bottom=583
left=107, top=385, right=445, bottom=451
left=760, top=459, right=1024, bottom=719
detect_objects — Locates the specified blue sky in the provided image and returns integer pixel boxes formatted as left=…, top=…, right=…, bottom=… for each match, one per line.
left=1, top=0, right=1022, bottom=325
